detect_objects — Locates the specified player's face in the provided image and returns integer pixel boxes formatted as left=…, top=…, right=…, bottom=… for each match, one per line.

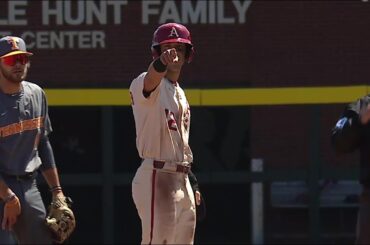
left=160, top=43, right=186, bottom=71
left=0, top=54, right=29, bottom=84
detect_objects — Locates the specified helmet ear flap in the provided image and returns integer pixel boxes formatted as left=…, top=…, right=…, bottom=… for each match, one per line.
left=186, top=45, right=194, bottom=63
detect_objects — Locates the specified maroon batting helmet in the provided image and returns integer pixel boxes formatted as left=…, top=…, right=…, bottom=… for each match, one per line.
left=151, top=23, right=194, bottom=63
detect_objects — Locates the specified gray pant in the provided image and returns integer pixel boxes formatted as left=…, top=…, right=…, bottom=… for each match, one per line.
left=0, top=175, right=52, bottom=244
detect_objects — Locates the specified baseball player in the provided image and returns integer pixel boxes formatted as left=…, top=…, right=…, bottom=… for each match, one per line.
left=332, top=96, right=370, bottom=244
left=130, top=23, right=202, bottom=244
left=0, top=36, right=69, bottom=244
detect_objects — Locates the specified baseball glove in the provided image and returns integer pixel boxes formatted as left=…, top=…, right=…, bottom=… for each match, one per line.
left=45, top=196, right=76, bottom=244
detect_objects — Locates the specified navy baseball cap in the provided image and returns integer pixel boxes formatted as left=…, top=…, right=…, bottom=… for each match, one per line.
left=0, top=36, right=33, bottom=58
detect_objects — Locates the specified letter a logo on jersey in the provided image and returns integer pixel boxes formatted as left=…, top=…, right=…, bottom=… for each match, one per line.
left=168, top=27, right=179, bottom=38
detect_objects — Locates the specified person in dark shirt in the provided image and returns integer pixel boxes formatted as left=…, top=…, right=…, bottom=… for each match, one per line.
left=0, top=36, right=68, bottom=244
left=332, top=94, right=370, bottom=244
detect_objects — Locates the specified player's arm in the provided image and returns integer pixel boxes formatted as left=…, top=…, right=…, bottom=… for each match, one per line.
left=41, top=167, right=64, bottom=198
left=331, top=100, right=364, bottom=153
left=188, top=169, right=207, bottom=221
left=38, top=135, right=64, bottom=199
left=188, top=170, right=201, bottom=205
left=38, top=97, right=63, bottom=197
left=0, top=179, right=21, bottom=230
left=144, top=48, right=178, bottom=94
left=0, top=181, right=13, bottom=200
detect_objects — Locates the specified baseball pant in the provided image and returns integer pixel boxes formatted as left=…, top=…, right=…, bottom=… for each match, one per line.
left=0, top=229, right=16, bottom=244
left=132, top=160, right=196, bottom=245
left=0, top=175, right=52, bottom=244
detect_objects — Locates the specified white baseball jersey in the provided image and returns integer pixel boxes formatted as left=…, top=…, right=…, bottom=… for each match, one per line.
left=129, top=72, right=193, bottom=165
left=130, top=72, right=196, bottom=244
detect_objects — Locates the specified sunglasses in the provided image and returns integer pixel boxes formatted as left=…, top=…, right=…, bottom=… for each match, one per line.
left=2, top=55, right=29, bottom=66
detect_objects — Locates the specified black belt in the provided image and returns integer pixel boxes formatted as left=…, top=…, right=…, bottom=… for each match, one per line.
left=2, top=171, right=37, bottom=181
left=153, top=160, right=190, bottom=174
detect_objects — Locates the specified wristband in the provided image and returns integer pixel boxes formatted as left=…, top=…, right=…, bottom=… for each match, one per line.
left=49, top=185, right=62, bottom=192
left=153, top=57, right=167, bottom=73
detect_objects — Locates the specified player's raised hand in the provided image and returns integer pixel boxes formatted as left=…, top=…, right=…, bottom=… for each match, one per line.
left=160, top=48, right=179, bottom=65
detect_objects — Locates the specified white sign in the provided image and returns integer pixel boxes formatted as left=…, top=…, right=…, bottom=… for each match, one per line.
left=0, top=0, right=251, bottom=49
left=142, top=0, right=252, bottom=24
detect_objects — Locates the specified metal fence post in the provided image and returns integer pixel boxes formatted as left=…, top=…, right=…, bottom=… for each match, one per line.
left=102, top=107, right=114, bottom=243
left=251, top=158, right=264, bottom=245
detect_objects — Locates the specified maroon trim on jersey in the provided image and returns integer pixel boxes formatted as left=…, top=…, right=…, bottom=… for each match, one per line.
left=149, top=169, right=157, bottom=245
left=167, top=79, right=177, bottom=85
left=165, top=109, right=178, bottom=131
